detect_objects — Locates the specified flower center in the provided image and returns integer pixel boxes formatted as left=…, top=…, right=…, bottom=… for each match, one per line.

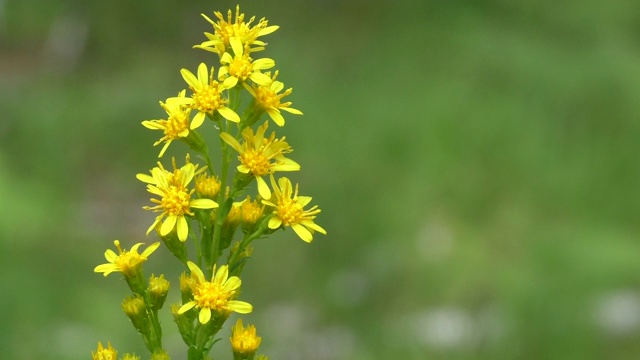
left=165, top=112, right=189, bottom=138
left=191, top=84, right=224, bottom=113
left=161, top=186, right=192, bottom=216
left=229, top=55, right=253, bottom=81
left=194, top=281, right=232, bottom=311
left=276, top=197, right=303, bottom=226
left=114, top=251, right=143, bottom=277
left=254, top=86, right=280, bottom=109
left=240, top=149, right=271, bottom=175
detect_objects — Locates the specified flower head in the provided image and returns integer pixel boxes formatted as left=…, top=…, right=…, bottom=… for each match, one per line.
left=92, top=342, right=117, bottom=360
left=137, top=156, right=218, bottom=242
left=230, top=318, right=262, bottom=356
left=262, top=176, right=326, bottom=243
left=220, top=121, right=300, bottom=199
left=244, top=71, right=302, bottom=126
left=142, top=90, right=193, bottom=157
left=178, top=262, right=253, bottom=324
left=94, top=240, right=160, bottom=278
left=175, top=63, right=240, bottom=127
left=195, top=172, right=222, bottom=199
left=195, top=5, right=278, bottom=56
left=219, top=37, right=274, bottom=88
left=241, top=195, right=264, bottom=225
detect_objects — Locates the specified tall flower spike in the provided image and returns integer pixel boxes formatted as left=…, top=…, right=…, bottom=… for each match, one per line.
left=142, top=90, right=192, bottom=158
left=244, top=71, right=302, bottom=126
left=173, top=63, right=240, bottom=128
left=262, top=176, right=326, bottom=243
left=220, top=121, right=300, bottom=199
left=137, top=156, right=218, bottom=242
left=94, top=240, right=160, bottom=278
left=195, top=5, right=279, bottom=56
left=219, top=37, right=274, bottom=88
left=178, top=262, right=253, bottom=324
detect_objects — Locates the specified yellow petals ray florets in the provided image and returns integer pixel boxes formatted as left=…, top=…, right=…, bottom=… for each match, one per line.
left=142, top=90, right=192, bottom=158
left=262, top=176, right=326, bottom=243
left=219, top=37, right=274, bottom=88
left=244, top=71, right=302, bottom=126
left=196, top=5, right=279, bottom=56
left=178, top=262, right=253, bottom=324
left=221, top=121, right=300, bottom=199
left=176, top=63, right=240, bottom=127
left=137, top=156, right=218, bottom=242
left=94, top=240, right=160, bottom=278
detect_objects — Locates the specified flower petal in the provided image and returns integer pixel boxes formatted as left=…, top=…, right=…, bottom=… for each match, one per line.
left=199, top=307, right=212, bottom=324
left=160, top=215, right=177, bottom=236
left=178, top=301, right=196, bottom=314
left=191, top=198, right=219, bottom=209
left=256, top=176, right=271, bottom=200
left=228, top=300, right=253, bottom=314
left=191, top=111, right=206, bottom=130
left=218, top=107, right=240, bottom=123
left=177, top=216, right=189, bottom=242
left=268, top=216, right=282, bottom=229
left=291, top=223, right=313, bottom=243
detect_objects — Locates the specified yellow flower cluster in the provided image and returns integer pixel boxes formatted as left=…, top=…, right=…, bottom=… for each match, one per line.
left=92, top=5, right=325, bottom=360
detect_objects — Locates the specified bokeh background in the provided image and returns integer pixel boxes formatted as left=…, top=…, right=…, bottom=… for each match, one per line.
left=2, top=0, right=640, bottom=359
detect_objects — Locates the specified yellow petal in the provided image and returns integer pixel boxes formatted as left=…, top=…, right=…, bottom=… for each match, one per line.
left=178, top=301, right=196, bottom=314
left=267, top=109, right=285, bottom=126
left=291, top=223, right=313, bottom=243
left=191, top=111, right=206, bottom=130
left=199, top=307, right=212, bottom=324
left=191, top=198, right=219, bottom=209
left=177, top=216, right=189, bottom=242
left=256, top=176, right=271, bottom=200
left=187, top=261, right=205, bottom=283
left=220, top=132, right=243, bottom=152
left=218, top=107, right=240, bottom=123
left=161, top=215, right=177, bottom=236
left=180, top=68, right=199, bottom=89
left=268, top=216, right=282, bottom=229
left=228, top=300, right=253, bottom=314
left=197, top=63, right=209, bottom=84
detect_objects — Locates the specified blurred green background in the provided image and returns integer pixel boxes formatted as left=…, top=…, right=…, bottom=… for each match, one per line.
left=2, top=0, right=640, bottom=359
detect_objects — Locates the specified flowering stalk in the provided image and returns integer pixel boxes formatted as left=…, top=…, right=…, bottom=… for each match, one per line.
left=92, top=5, right=325, bottom=360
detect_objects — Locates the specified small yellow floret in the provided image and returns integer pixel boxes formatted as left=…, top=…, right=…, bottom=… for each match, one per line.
left=92, top=342, right=117, bottom=360
left=230, top=318, right=262, bottom=356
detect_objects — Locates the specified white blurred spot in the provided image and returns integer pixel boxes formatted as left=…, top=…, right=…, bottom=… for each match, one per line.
left=414, top=307, right=476, bottom=349
left=594, top=289, right=640, bottom=336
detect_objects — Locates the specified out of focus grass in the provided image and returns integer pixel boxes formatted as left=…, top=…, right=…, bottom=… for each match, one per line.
left=1, top=0, right=640, bottom=359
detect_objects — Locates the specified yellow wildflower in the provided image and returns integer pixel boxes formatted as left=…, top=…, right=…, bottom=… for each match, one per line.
left=175, top=63, right=239, bottom=127
left=262, top=176, right=326, bottom=243
left=195, top=173, right=221, bottom=199
left=94, top=240, right=160, bottom=278
left=240, top=195, right=264, bottom=225
left=230, top=318, right=262, bottom=356
left=142, top=90, right=192, bottom=158
left=220, top=121, right=300, bottom=199
left=244, top=71, right=302, bottom=126
left=178, top=261, right=253, bottom=324
left=92, top=342, right=117, bottom=360
left=219, top=37, right=274, bottom=88
left=195, top=5, right=278, bottom=56
left=137, top=156, right=218, bottom=242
